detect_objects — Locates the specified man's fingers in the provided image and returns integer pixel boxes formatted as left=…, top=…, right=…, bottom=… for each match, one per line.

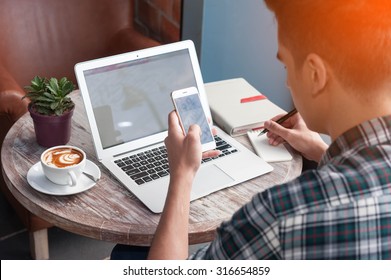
left=168, top=111, right=183, bottom=135
left=202, top=150, right=221, bottom=158
left=211, top=126, right=218, bottom=136
left=264, top=120, right=290, bottom=141
left=267, top=133, right=285, bottom=146
left=168, top=111, right=179, bottom=128
left=188, top=124, right=201, bottom=136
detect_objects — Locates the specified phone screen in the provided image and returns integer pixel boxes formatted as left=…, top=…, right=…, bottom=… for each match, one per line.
left=174, top=93, right=214, bottom=145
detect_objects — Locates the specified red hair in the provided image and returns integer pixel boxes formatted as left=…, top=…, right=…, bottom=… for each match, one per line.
left=264, top=0, right=391, bottom=94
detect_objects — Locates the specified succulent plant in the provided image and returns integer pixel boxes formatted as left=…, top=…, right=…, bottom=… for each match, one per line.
left=23, top=76, right=75, bottom=116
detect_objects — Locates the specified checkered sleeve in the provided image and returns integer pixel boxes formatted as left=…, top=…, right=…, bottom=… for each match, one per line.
left=189, top=191, right=282, bottom=259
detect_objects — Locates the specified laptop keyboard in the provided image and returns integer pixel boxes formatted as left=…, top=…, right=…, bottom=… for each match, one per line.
left=114, top=135, right=238, bottom=185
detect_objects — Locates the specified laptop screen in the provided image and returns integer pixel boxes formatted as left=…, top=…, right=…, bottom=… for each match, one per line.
left=83, top=49, right=197, bottom=149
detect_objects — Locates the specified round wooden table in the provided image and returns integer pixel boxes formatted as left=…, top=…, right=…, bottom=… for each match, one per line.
left=1, top=91, right=302, bottom=246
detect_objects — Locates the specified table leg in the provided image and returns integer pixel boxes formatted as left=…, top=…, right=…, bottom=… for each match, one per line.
left=29, top=229, right=49, bottom=260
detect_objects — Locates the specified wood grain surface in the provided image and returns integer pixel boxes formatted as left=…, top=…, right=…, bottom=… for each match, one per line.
left=1, top=91, right=302, bottom=245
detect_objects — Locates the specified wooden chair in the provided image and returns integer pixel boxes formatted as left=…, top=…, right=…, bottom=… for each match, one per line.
left=0, top=0, right=159, bottom=259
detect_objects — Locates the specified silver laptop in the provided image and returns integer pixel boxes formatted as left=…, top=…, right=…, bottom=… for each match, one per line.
left=75, top=40, right=273, bottom=213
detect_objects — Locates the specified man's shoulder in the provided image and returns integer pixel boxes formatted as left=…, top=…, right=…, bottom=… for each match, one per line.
left=265, top=169, right=328, bottom=218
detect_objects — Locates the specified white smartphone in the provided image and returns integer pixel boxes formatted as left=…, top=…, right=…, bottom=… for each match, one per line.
left=171, top=87, right=216, bottom=152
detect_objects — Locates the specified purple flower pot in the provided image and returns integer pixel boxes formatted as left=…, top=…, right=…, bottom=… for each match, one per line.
left=28, top=104, right=74, bottom=147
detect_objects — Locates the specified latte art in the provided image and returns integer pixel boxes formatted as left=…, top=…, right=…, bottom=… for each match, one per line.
left=43, top=148, right=83, bottom=168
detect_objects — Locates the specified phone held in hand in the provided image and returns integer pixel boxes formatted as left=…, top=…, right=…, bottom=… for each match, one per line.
left=171, top=87, right=216, bottom=152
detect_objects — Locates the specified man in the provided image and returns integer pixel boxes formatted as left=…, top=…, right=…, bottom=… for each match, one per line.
left=147, top=0, right=391, bottom=259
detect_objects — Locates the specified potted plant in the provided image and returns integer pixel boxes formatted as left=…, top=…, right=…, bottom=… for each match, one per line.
left=23, top=76, right=75, bottom=147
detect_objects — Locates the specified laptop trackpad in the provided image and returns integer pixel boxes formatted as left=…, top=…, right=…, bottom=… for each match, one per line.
left=191, top=164, right=234, bottom=198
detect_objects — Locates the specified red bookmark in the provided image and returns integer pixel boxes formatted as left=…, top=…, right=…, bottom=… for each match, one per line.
left=240, top=94, right=266, bottom=103
left=252, top=126, right=264, bottom=131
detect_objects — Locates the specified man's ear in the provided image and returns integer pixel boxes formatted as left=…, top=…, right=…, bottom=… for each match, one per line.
left=304, top=53, right=328, bottom=96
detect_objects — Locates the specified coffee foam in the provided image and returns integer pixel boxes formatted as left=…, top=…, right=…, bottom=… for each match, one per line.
left=44, top=148, right=83, bottom=168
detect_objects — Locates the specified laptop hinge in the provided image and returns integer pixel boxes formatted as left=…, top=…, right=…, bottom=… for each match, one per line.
left=112, top=142, right=164, bottom=159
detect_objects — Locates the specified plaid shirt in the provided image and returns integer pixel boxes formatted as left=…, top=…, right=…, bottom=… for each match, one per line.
left=190, top=116, right=391, bottom=259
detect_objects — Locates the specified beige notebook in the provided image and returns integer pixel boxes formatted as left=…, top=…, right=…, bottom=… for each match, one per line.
left=205, top=78, right=286, bottom=136
left=247, top=130, right=293, bottom=162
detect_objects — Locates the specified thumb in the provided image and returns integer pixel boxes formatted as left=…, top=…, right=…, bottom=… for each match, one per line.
left=188, top=124, right=201, bottom=139
left=187, top=124, right=202, bottom=148
left=264, top=120, right=291, bottom=141
left=188, top=124, right=201, bottom=134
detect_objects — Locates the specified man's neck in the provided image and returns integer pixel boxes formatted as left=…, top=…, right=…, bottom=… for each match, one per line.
left=327, top=88, right=391, bottom=141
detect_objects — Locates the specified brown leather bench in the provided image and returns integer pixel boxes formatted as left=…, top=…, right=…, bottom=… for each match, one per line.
left=0, top=0, right=159, bottom=259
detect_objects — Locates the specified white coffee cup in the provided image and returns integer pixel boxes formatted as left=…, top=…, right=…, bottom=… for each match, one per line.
left=40, top=145, right=86, bottom=186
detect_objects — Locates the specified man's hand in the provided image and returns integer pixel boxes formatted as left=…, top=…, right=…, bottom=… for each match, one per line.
left=164, top=111, right=220, bottom=180
left=165, top=111, right=202, bottom=180
left=148, top=111, right=219, bottom=260
left=263, top=112, right=328, bottom=162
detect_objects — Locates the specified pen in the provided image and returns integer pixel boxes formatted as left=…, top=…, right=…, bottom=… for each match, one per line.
left=258, top=108, right=298, bottom=136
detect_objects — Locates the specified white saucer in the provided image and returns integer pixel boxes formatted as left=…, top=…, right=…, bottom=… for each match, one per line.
left=27, top=160, right=101, bottom=196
